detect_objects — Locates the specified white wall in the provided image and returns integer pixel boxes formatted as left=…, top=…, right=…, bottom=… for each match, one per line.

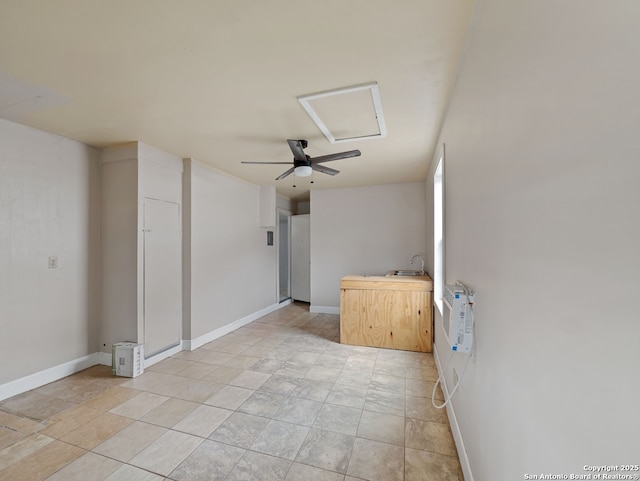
left=310, top=183, right=427, bottom=310
left=100, top=142, right=183, bottom=353
left=427, top=1, right=640, bottom=479
left=0, top=128, right=282, bottom=392
left=184, top=160, right=278, bottom=340
left=100, top=152, right=138, bottom=351
left=0, top=118, right=100, bottom=385
left=276, top=194, right=293, bottom=213
left=296, top=201, right=310, bottom=215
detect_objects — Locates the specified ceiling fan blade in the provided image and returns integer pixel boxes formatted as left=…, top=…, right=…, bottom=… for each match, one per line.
left=241, top=161, right=293, bottom=164
left=312, top=164, right=340, bottom=176
left=311, top=150, right=361, bottom=164
left=276, top=167, right=295, bottom=180
left=287, top=139, right=308, bottom=162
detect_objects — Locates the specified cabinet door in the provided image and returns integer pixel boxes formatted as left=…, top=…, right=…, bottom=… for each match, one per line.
left=340, top=288, right=432, bottom=352
left=340, top=288, right=391, bottom=348
left=387, top=290, right=431, bottom=352
left=143, top=198, right=181, bottom=357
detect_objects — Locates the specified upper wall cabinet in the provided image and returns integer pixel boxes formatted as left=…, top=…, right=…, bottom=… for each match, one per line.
left=100, top=142, right=183, bottom=359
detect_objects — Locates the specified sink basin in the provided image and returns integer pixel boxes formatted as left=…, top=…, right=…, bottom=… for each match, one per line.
left=391, top=270, right=423, bottom=276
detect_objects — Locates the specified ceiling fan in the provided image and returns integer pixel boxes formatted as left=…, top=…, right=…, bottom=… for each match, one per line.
left=242, top=139, right=361, bottom=180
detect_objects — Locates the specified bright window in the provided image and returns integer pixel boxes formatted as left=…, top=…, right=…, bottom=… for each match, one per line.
left=433, top=146, right=444, bottom=314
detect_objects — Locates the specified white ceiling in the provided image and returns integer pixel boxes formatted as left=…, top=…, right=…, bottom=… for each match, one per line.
left=0, top=1, right=476, bottom=201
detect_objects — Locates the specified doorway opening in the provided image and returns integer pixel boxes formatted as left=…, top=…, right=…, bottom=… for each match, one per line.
left=277, top=209, right=291, bottom=302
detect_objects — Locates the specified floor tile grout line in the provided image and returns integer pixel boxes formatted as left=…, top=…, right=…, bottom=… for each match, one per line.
left=1, top=304, right=461, bottom=481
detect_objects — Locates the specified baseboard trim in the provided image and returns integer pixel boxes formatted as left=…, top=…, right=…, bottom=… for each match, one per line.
left=0, top=302, right=293, bottom=402
left=310, top=305, right=340, bottom=315
left=0, top=353, right=100, bottom=402
left=144, top=344, right=183, bottom=368
left=96, top=344, right=184, bottom=370
left=97, top=351, right=112, bottom=366
left=185, top=301, right=290, bottom=351
left=433, top=344, right=474, bottom=481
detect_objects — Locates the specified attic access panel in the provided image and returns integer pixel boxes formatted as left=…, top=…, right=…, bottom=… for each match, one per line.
left=298, top=82, right=386, bottom=144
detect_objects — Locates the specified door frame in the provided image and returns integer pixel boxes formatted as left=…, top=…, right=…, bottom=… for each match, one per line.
left=276, top=208, right=292, bottom=303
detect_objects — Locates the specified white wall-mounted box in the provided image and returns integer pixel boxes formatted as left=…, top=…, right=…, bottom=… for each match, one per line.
left=112, top=342, right=144, bottom=377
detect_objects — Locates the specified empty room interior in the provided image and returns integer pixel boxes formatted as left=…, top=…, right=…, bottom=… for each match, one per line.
left=0, top=1, right=638, bottom=481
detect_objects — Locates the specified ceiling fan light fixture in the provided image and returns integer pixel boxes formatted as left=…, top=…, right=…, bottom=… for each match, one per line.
left=294, top=165, right=312, bottom=177
left=241, top=139, right=359, bottom=181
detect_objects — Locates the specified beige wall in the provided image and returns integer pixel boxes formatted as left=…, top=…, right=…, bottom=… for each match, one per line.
left=310, top=182, right=427, bottom=310
left=100, top=143, right=184, bottom=353
left=426, top=0, right=640, bottom=478
left=0, top=118, right=100, bottom=385
left=183, top=160, right=279, bottom=340
left=0, top=129, right=281, bottom=394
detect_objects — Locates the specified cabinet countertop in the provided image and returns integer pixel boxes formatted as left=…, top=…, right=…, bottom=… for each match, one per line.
left=341, top=274, right=433, bottom=291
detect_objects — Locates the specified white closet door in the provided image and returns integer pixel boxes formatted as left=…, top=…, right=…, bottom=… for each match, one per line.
left=291, top=214, right=310, bottom=302
left=143, top=198, right=181, bottom=357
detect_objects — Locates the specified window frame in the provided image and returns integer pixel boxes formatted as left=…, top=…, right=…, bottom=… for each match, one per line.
left=433, top=144, right=445, bottom=315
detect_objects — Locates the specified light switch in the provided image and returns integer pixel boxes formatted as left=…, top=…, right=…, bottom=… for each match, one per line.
left=48, top=256, right=58, bottom=268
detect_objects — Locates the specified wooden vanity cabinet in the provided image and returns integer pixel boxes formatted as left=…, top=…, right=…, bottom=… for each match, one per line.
left=340, top=276, right=433, bottom=352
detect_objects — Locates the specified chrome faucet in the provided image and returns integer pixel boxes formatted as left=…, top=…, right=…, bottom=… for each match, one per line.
left=410, top=254, right=425, bottom=275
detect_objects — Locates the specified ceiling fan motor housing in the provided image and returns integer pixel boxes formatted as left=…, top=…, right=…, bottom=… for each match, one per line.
left=294, top=155, right=312, bottom=167
left=240, top=138, right=359, bottom=180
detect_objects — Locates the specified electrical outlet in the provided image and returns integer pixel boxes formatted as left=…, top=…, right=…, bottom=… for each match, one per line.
left=452, top=368, right=459, bottom=386
left=48, top=256, right=58, bottom=269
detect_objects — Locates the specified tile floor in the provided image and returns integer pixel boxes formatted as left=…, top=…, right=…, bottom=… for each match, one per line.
left=0, top=302, right=462, bottom=481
